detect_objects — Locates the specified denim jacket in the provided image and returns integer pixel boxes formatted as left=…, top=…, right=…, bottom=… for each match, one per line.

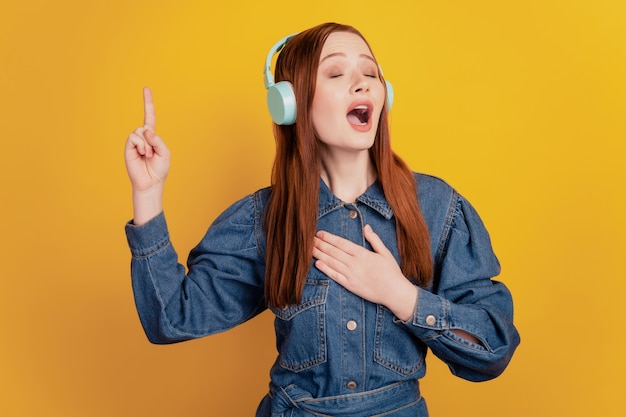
left=125, top=173, right=520, bottom=417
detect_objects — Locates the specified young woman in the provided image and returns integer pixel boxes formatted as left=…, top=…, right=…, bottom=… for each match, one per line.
left=124, top=22, right=520, bottom=417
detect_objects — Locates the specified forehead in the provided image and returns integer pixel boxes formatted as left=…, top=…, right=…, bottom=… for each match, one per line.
left=320, top=31, right=373, bottom=59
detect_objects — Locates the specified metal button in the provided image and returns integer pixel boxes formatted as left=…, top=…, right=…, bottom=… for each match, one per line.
left=346, top=320, right=357, bottom=331
left=346, top=381, right=357, bottom=389
left=348, top=210, right=358, bottom=219
left=426, top=315, right=436, bottom=326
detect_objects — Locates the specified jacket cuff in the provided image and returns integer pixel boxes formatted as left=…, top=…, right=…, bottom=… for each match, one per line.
left=125, top=212, right=170, bottom=257
left=400, top=288, right=450, bottom=336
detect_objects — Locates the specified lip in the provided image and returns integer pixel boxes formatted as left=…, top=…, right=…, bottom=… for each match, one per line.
left=346, top=99, right=374, bottom=132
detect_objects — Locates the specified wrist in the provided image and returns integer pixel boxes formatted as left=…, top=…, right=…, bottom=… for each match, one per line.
left=132, top=187, right=164, bottom=226
left=387, top=278, right=418, bottom=322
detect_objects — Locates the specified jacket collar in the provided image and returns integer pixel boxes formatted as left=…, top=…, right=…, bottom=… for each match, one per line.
left=318, top=178, right=394, bottom=220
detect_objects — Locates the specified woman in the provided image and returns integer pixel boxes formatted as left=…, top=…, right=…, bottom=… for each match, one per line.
left=124, top=22, right=520, bottom=416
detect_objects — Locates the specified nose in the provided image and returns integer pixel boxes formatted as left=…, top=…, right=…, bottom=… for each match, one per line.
left=352, top=73, right=371, bottom=94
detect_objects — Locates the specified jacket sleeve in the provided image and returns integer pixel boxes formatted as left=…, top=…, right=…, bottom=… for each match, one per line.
left=401, top=193, right=520, bottom=381
left=125, top=193, right=267, bottom=344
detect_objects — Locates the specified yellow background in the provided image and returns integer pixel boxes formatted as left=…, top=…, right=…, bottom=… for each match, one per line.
left=1, top=0, right=624, bottom=416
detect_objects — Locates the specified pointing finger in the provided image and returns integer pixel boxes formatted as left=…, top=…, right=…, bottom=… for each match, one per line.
left=143, top=86, right=156, bottom=131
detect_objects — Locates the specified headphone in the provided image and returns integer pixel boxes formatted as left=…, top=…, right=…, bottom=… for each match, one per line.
left=263, top=33, right=394, bottom=125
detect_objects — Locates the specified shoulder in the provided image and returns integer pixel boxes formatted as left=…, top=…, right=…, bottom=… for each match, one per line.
left=413, top=172, right=460, bottom=214
left=412, top=172, right=497, bottom=262
left=412, top=171, right=490, bottom=228
left=412, top=172, right=493, bottom=257
left=253, top=186, right=272, bottom=208
left=413, top=172, right=453, bottom=190
left=199, top=186, right=271, bottom=257
left=210, top=186, right=272, bottom=228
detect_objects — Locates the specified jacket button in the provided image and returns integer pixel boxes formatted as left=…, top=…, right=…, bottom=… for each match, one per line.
left=426, top=315, right=436, bottom=326
left=347, top=381, right=357, bottom=389
left=348, top=210, right=358, bottom=219
left=346, top=320, right=357, bottom=331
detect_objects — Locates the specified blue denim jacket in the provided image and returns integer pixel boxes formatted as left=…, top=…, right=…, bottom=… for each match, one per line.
left=125, top=173, right=520, bottom=416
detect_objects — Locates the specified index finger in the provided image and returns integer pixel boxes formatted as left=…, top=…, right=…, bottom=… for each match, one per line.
left=315, top=230, right=359, bottom=255
left=143, top=86, right=156, bottom=130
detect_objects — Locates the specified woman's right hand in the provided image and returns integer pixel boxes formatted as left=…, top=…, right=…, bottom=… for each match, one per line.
left=125, top=87, right=170, bottom=192
left=124, top=87, right=170, bottom=225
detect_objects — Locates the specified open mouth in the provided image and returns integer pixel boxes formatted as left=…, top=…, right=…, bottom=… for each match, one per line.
left=346, top=104, right=371, bottom=126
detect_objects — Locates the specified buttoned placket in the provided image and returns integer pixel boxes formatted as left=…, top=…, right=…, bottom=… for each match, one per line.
left=340, top=202, right=366, bottom=393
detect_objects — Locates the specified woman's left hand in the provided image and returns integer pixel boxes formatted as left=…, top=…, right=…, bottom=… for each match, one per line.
left=312, top=225, right=418, bottom=321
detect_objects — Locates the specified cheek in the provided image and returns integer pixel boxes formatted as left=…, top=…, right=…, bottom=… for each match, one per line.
left=375, top=83, right=387, bottom=107
left=314, top=84, right=342, bottom=107
left=312, top=88, right=343, bottom=121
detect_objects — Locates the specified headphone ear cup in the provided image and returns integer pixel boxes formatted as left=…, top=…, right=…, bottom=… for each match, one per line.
left=385, top=80, right=394, bottom=111
left=267, top=81, right=296, bottom=125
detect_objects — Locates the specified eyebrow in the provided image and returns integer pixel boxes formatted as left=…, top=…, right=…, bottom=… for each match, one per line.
left=319, top=52, right=376, bottom=64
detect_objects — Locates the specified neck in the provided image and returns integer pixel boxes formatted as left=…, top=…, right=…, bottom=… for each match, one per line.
left=319, top=149, right=376, bottom=203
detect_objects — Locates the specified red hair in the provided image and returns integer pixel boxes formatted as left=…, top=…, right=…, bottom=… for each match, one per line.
left=264, top=23, right=433, bottom=308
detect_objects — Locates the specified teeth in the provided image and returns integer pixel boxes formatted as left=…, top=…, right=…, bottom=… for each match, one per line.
left=347, top=104, right=371, bottom=125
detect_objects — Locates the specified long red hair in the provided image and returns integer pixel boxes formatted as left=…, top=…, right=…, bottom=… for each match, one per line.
left=264, top=23, right=433, bottom=308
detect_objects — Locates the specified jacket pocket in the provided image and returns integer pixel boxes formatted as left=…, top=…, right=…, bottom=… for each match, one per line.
left=373, top=305, right=425, bottom=376
left=270, top=279, right=329, bottom=372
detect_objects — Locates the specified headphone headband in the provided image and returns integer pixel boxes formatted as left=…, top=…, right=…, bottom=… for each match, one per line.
left=264, top=33, right=298, bottom=90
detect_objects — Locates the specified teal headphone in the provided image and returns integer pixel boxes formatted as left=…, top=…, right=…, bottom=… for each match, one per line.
left=263, top=33, right=394, bottom=125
